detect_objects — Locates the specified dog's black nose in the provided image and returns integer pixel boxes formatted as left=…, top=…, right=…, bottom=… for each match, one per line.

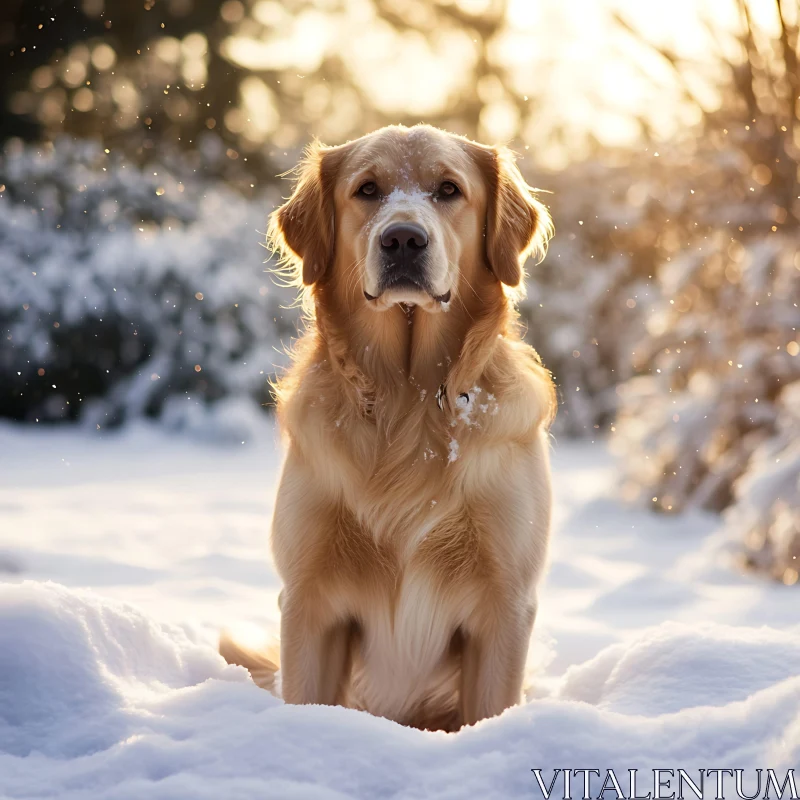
left=380, top=223, right=428, bottom=252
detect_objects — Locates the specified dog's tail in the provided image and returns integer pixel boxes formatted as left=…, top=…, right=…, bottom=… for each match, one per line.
left=219, top=631, right=281, bottom=695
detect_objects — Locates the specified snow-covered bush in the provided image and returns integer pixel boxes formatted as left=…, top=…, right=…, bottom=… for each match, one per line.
left=522, top=159, right=663, bottom=435
left=0, top=138, right=298, bottom=427
left=523, top=131, right=798, bottom=582
left=614, top=233, right=798, bottom=507
left=727, top=381, right=800, bottom=583
left=609, top=144, right=800, bottom=582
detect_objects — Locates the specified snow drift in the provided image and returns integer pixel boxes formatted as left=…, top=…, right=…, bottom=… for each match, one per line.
left=1, top=581, right=798, bottom=800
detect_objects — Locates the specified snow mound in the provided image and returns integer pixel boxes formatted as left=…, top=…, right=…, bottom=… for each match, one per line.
left=1, top=582, right=799, bottom=799
left=557, top=621, right=800, bottom=716
left=0, top=582, right=250, bottom=761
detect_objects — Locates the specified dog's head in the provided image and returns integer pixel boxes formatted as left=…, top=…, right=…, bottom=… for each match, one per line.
left=269, top=125, right=552, bottom=313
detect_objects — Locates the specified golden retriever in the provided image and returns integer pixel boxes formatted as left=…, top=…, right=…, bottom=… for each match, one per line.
left=225, top=124, right=555, bottom=732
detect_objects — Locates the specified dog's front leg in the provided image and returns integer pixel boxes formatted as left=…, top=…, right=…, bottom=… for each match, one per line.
left=460, top=600, right=536, bottom=726
left=280, top=593, right=353, bottom=706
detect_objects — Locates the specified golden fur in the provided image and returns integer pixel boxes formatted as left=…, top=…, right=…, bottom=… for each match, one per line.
left=227, top=125, right=555, bottom=731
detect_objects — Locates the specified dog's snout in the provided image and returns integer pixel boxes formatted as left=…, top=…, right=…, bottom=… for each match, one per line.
left=380, top=223, right=428, bottom=252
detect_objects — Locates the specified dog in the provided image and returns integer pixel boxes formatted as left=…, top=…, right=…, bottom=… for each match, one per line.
left=225, top=124, right=555, bottom=732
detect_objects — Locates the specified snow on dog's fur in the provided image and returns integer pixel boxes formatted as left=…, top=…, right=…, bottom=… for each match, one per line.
left=224, top=124, right=555, bottom=731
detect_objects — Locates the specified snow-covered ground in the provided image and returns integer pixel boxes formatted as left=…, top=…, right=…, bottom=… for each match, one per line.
left=1, top=421, right=798, bottom=799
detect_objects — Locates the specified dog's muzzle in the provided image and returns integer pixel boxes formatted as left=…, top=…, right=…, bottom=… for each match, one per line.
left=363, top=223, right=450, bottom=303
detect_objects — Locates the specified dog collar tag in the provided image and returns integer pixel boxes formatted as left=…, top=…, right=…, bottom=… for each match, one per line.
left=436, top=383, right=446, bottom=412
left=436, top=383, right=469, bottom=413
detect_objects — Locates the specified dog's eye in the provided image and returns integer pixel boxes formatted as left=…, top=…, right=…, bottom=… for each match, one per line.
left=437, top=181, right=460, bottom=199
left=356, top=181, right=378, bottom=199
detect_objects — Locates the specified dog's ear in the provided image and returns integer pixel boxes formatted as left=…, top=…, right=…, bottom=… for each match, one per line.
left=474, top=145, right=553, bottom=287
left=268, top=141, right=341, bottom=286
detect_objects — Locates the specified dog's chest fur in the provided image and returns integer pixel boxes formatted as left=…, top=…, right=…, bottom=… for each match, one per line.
left=294, top=382, right=506, bottom=722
